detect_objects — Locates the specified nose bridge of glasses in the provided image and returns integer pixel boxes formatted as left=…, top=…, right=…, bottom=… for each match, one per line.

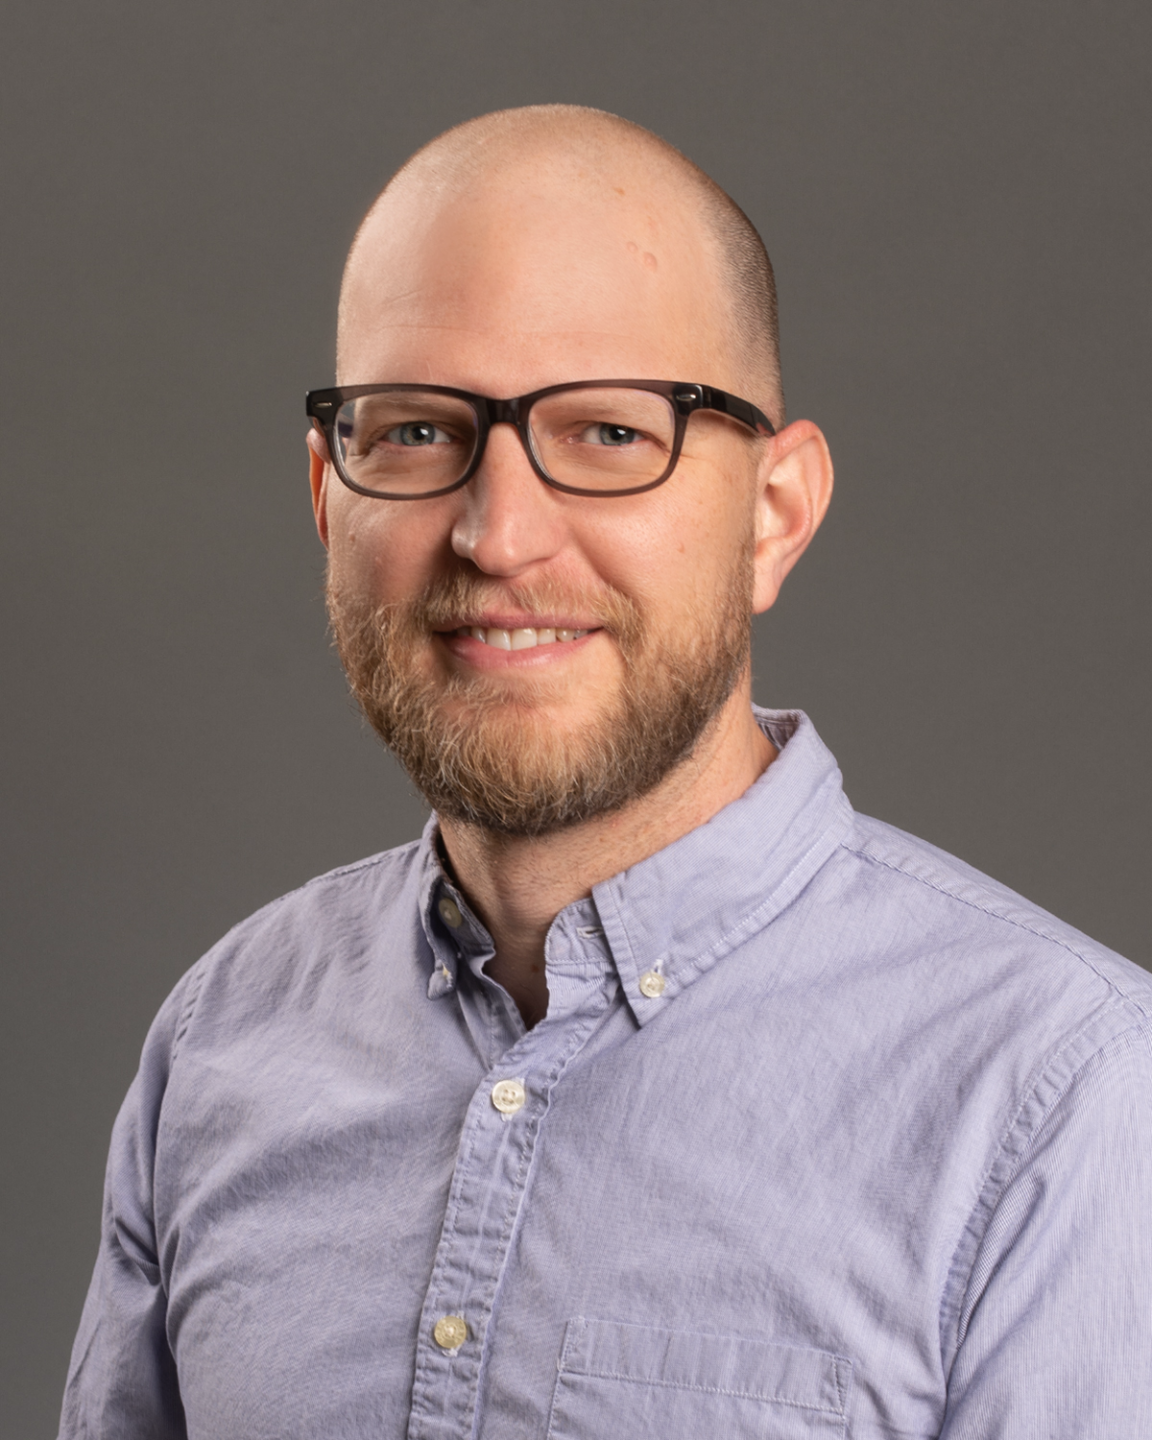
left=470, top=396, right=544, bottom=481
left=451, top=403, right=570, bottom=571
left=486, top=396, right=523, bottom=427
left=465, top=394, right=533, bottom=477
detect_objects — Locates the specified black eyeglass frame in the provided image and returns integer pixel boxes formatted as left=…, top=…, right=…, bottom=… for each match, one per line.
left=305, top=379, right=776, bottom=499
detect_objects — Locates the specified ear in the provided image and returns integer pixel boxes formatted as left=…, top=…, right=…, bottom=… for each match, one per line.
left=750, top=419, right=833, bottom=614
left=307, top=427, right=332, bottom=549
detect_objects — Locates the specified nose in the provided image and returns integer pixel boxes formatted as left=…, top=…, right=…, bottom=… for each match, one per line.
left=450, top=422, right=568, bottom=578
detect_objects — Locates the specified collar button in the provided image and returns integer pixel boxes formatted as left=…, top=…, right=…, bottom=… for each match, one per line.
left=438, top=897, right=463, bottom=929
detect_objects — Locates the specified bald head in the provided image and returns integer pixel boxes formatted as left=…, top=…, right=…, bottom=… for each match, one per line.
left=337, top=106, right=784, bottom=425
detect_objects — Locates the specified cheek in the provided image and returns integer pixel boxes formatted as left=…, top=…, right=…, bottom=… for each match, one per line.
left=326, top=494, right=455, bottom=601
left=627, top=476, right=755, bottom=609
left=582, top=500, right=749, bottom=626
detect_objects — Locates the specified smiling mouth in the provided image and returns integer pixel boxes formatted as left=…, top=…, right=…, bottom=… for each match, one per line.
left=446, top=625, right=593, bottom=651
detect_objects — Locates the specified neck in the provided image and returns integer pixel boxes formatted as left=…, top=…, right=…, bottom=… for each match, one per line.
left=438, top=683, right=774, bottom=1027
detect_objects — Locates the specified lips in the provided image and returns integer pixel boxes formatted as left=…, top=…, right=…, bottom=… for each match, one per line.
left=447, top=625, right=592, bottom=651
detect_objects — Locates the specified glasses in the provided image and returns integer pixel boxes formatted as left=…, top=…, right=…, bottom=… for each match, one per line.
left=305, top=379, right=775, bottom=500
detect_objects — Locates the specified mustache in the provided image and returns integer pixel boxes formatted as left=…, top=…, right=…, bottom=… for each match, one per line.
left=374, top=568, right=643, bottom=644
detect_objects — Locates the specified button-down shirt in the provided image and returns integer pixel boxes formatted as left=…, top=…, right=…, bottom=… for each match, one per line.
left=60, top=710, right=1152, bottom=1438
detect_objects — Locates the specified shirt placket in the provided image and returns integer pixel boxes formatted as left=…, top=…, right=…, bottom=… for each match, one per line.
left=407, top=902, right=616, bottom=1440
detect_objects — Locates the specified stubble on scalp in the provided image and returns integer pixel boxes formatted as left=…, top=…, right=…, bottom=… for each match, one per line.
left=339, top=104, right=785, bottom=427
left=327, top=558, right=754, bottom=838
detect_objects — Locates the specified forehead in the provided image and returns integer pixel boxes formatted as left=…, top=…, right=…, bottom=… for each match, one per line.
left=337, top=161, right=736, bottom=395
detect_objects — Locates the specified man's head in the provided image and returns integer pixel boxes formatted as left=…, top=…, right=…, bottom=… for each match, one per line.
left=336, top=106, right=785, bottom=426
left=310, top=105, right=832, bottom=836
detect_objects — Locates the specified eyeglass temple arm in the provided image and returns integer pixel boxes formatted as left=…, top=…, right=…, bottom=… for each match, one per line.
left=695, top=386, right=776, bottom=437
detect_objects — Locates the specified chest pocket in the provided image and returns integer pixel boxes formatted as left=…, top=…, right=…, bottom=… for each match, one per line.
left=546, top=1318, right=852, bottom=1439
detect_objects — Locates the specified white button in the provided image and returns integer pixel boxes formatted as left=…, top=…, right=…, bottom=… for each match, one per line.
left=433, top=1314, right=468, bottom=1349
left=638, top=970, right=666, bottom=998
left=491, top=1079, right=526, bottom=1114
left=438, top=897, right=463, bottom=929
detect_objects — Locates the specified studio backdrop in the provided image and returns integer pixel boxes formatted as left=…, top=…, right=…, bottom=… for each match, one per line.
left=2, top=2, right=1149, bottom=1433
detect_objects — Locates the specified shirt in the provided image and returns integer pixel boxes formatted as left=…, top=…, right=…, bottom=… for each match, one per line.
left=60, top=709, right=1152, bottom=1439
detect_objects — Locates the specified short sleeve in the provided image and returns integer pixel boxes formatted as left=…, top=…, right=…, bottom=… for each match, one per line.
left=57, top=970, right=201, bottom=1440
left=941, top=1020, right=1152, bottom=1438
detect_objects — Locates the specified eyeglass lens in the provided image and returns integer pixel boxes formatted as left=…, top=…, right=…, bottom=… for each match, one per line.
left=333, top=386, right=677, bottom=496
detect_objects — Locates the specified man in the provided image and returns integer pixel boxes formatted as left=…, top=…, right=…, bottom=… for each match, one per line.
left=61, top=106, right=1152, bottom=1438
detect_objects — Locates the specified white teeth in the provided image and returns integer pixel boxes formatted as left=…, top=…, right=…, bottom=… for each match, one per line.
left=460, top=625, right=589, bottom=648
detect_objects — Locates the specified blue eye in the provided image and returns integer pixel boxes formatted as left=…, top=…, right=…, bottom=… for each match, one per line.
left=582, top=423, right=640, bottom=446
left=387, top=422, right=453, bottom=446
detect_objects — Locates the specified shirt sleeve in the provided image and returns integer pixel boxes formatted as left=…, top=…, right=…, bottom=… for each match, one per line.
left=940, top=1019, right=1152, bottom=1439
left=57, top=972, right=199, bottom=1440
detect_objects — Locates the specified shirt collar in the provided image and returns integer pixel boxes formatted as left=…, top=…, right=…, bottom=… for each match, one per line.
left=416, top=709, right=852, bottom=1021
left=591, top=709, right=852, bottom=1023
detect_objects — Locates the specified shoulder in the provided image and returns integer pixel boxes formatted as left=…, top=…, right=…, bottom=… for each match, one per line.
left=831, top=810, right=1152, bottom=1044
left=139, top=839, right=431, bottom=1076
left=212, top=839, right=426, bottom=956
left=812, top=813, right=1152, bottom=1337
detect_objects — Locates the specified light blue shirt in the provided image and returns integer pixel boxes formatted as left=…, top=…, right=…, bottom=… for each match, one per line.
left=61, top=710, right=1152, bottom=1438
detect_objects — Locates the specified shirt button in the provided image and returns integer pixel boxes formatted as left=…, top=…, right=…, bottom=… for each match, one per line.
left=491, top=1079, right=526, bottom=1114
left=438, top=896, right=463, bottom=929
left=638, top=970, right=666, bottom=998
left=433, top=1314, right=468, bottom=1350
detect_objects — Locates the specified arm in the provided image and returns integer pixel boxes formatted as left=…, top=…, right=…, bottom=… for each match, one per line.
left=58, top=975, right=197, bottom=1440
left=940, top=1021, right=1152, bottom=1438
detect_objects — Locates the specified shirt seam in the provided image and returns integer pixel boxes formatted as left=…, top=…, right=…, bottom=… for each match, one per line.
left=408, top=994, right=615, bottom=1432
left=614, top=790, right=851, bottom=1001
left=938, top=1009, right=1152, bottom=1370
left=170, top=958, right=209, bottom=1064
left=253, top=841, right=424, bottom=922
left=839, top=843, right=1152, bottom=1375
left=556, top=1366, right=846, bottom=1414
left=840, top=841, right=1149, bottom=1014
left=166, top=842, right=426, bottom=1065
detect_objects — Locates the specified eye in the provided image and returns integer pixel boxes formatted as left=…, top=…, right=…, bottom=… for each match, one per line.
left=384, top=421, right=455, bottom=446
left=579, top=422, right=642, bottom=446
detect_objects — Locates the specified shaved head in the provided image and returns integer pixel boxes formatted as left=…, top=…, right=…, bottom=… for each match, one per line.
left=316, top=105, right=833, bottom=843
left=338, top=104, right=784, bottom=425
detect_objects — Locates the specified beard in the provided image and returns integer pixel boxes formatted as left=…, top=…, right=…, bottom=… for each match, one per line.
left=327, top=556, right=754, bottom=838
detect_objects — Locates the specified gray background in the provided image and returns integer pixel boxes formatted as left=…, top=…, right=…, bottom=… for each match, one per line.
left=2, top=0, right=1148, bottom=1431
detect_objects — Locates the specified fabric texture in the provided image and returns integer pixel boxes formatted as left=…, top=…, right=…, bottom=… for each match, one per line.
left=59, top=710, right=1152, bottom=1439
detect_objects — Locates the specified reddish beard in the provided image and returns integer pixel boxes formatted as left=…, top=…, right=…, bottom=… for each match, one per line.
left=327, top=562, right=753, bottom=837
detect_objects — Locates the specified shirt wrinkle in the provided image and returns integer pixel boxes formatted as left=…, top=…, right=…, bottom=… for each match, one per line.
left=59, top=709, right=1152, bottom=1440
left=843, top=829, right=1152, bottom=1015
left=939, top=999, right=1152, bottom=1368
